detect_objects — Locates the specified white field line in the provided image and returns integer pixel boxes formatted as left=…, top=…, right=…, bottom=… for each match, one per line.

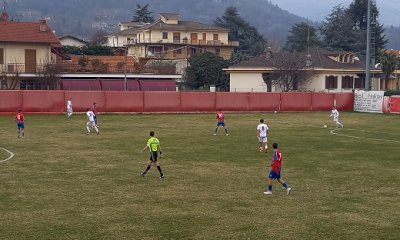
left=329, top=129, right=400, bottom=143
left=0, top=147, right=14, bottom=163
left=278, top=121, right=400, bottom=143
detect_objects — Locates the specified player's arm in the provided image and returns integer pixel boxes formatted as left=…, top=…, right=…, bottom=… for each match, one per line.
left=141, top=144, right=149, bottom=152
left=158, top=144, right=162, bottom=157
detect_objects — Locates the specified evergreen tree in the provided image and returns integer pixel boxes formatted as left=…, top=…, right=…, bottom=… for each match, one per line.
left=214, top=6, right=265, bottom=58
left=184, top=52, right=229, bottom=91
left=284, top=22, right=321, bottom=52
left=320, top=5, right=362, bottom=52
left=131, top=4, right=154, bottom=23
left=347, top=0, right=387, bottom=58
left=320, top=1, right=387, bottom=57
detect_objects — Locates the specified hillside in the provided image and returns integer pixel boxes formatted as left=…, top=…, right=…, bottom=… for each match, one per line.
left=4, top=0, right=306, bottom=45
left=3, top=0, right=400, bottom=49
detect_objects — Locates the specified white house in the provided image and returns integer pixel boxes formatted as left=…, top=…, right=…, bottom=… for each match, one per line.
left=226, top=48, right=382, bottom=92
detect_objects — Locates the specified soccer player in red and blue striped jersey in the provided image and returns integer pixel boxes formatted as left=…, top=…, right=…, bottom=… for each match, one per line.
left=15, top=109, right=25, bottom=138
left=214, top=109, right=228, bottom=136
left=264, top=143, right=291, bottom=195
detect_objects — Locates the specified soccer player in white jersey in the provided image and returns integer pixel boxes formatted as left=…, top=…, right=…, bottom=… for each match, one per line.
left=330, top=107, right=343, bottom=128
left=86, top=108, right=99, bottom=134
left=66, top=98, right=73, bottom=118
left=257, top=119, right=269, bottom=152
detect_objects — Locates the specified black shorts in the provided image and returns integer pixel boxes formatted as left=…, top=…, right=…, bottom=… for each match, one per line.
left=149, top=151, right=158, bottom=161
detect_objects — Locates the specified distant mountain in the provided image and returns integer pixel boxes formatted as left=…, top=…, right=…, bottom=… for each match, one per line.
left=272, top=0, right=400, bottom=26
left=3, top=0, right=400, bottom=49
left=271, top=0, right=400, bottom=49
left=3, top=0, right=306, bottom=45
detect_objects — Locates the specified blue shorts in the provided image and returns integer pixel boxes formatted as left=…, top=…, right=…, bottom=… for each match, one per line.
left=217, top=122, right=225, bottom=127
left=268, top=170, right=281, bottom=179
left=17, top=122, right=25, bottom=129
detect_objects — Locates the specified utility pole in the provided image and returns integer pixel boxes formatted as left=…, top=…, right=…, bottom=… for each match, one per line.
left=124, top=46, right=127, bottom=91
left=365, top=0, right=372, bottom=90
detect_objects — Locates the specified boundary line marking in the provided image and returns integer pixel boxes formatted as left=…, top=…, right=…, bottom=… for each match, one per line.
left=278, top=121, right=400, bottom=143
left=0, top=147, right=14, bottom=163
left=329, top=129, right=400, bottom=143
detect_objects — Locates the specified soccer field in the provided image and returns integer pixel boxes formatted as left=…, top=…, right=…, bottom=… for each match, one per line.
left=0, top=112, right=399, bottom=239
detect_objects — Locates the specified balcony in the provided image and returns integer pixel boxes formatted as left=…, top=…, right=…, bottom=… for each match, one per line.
left=128, top=38, right=238, bottom=47
left=2, top=63, right=48, bottom=74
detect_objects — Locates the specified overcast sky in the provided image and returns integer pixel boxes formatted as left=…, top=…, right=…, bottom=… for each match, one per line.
left=271, top=0, right=400, bottom=26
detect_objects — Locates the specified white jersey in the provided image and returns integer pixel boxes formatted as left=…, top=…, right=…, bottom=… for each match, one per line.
left=67, top=100, right=72, bottom=109
left=257, top=123, right=269, bottom=137
left=330, top=109, right=339, bottom=119
left=86, top=110, right=95, bottom=122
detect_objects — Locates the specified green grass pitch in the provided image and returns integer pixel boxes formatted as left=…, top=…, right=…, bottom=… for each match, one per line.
left=0, top=112, right=399, bottom=239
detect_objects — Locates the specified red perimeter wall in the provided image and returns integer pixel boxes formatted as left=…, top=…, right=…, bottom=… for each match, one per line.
left=0, top=91, right=355, bottom=113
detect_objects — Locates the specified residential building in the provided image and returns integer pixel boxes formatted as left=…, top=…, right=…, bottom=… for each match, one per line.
left=226, top=48, right=384, bottom=92
left=59, top=35, right=88, bottom=47
left=380, top=49, right=400, bottom=90
left=106, top=13, right=238, bottom=60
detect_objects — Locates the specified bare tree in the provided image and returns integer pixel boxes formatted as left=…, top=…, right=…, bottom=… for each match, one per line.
left=1, top=64, right=22, bottom=90
left=37, top=56, right=63, bottom=90
left=263, top=52, right=311, bottom=92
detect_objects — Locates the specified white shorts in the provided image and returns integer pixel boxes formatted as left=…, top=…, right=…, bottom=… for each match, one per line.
left=87, top=121, right=96, bottom=127
left=258, top=137, right=268, bottom=143
left=67, top=107, right=72, bottom=113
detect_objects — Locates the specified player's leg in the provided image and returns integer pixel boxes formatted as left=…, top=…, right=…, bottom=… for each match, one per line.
left=277, top=178, right=291, bottom=195
left=20, top=124, right=25, bottom=138
left=222, top=123, right=228, bottom=135
left=264, top=177, right=273, bottom=195
left=92, top=122, right=99, bottom=134
left=214, top=123, right=219, bottom=135
left=16, top=125, right=21, bottom=138
left=86, top=121, right=91, bottom=133
left=141, top=159, right=153, bottom=176
left=337, top=119, right=344, bottom=128
left=94, top=115, right=98, bottom=127
left=155, top=161, right=164, bottom=178
left=265, top=140, right=268, bottom=152
left=334, top=118, right=340, bottom=128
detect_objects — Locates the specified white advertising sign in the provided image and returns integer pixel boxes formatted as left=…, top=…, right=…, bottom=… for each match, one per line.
left=354, top=90, right=384, bottom=113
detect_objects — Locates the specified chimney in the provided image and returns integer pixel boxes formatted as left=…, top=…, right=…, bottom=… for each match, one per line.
left=39, top=19, right=47, bottom=32
left=306, top=54, right=312, bottom=67
left=265, top=47, right=272, bottom=58
left=0, top=12, right=8, bottom=23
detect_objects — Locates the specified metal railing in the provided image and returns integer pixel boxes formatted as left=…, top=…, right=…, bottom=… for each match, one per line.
left=2, top=63, right=48, bottom=74
left=126, top=38, right=239, bottom=46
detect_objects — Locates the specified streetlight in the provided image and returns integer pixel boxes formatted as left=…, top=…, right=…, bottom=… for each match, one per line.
left=365, top=0, right=372, bottom=90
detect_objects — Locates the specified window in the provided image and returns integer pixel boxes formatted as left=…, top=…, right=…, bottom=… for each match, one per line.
left=173, top=32, right=180, bottom=43
left=20, top=80, right=41, bottom=90
left=325, top=75, right=338, bottom=89
left=341, top=76, right=354, bottom=89
left=354, top=78, right=365, bottom=89
left=213, top=34, right=219, bottom=41
left=0, top=48, right=3, bottom=64
left=162, top=32, right=168, bottom=39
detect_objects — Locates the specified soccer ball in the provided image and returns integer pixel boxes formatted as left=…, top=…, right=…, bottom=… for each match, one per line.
left=323, top=124, right=327, bottom=128
left=274, top=111, right=277, bottom=114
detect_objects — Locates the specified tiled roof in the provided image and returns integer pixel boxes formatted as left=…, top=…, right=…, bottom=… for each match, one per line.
left=160, top=13, right=180, bottom=20
left=59, top=35, right=87, bottom=44
left=229, top=48, right=366, bottom=70
left=0, top=21, right=61, bottom=47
